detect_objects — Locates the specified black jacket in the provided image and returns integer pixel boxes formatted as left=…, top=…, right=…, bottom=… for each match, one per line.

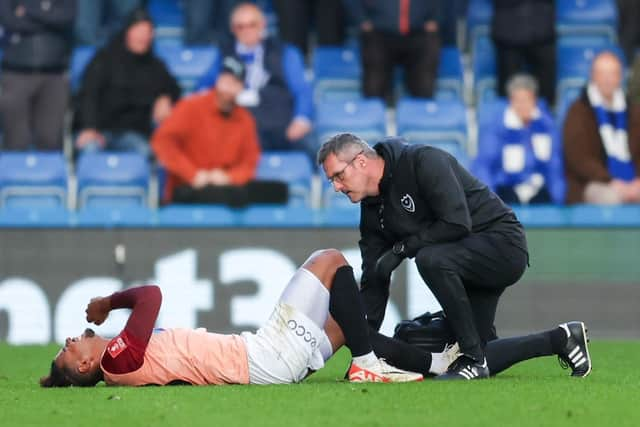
left=0, top=0, right=75, bottom=72
left=491, top=0, right=556, bottom=46
left=74, top=29, right=181, bottom=136
left=342, top=0, right=441, bottom=34
left=359, top=139, right=524, bottom=327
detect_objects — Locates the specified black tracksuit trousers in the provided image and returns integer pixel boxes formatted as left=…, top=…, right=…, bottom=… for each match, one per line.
left=414, top=219, right=528, bottom=360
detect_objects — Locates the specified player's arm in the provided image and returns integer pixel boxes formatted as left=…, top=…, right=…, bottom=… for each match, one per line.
left=86, top=285, right=162, bottom=373
left=359, top=213, right=396, bottom=330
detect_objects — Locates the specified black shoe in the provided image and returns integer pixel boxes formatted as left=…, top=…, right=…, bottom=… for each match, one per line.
left=434, top=355, right=490, bottom=380
left=557, top=321, right=592, bottom=377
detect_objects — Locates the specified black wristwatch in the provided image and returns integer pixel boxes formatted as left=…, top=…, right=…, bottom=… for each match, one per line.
left=392, top=241, right=405, bottom=256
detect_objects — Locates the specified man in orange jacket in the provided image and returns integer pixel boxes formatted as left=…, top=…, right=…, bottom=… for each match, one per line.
left=152, top=56, right=261, bottom=204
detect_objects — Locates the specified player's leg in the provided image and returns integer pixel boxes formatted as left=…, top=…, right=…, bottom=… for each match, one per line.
left=299, top=249, right=423, bottom=382
left=414, top=229, right=527, bottom=380
left=486, top=322, right=592, bottom=377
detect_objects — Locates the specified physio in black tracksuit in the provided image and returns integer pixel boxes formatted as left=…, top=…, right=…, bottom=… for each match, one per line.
left=318, top=133, right=529, bottom=380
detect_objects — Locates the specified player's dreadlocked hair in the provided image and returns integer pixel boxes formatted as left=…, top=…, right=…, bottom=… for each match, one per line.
left=40, top=360, right=103, bottom=388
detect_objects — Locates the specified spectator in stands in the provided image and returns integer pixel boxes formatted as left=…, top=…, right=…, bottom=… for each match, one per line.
left=152, top=56, right=262, bottom=205
left=343, top=0, right=441, bottom=102
left=196, top=3, right=314, bottom=156
left=0, top=0, right=75, bottom=151
left=183, top=0, right=240, bottom=46
left=74, top=8, right=181, bottom=157
left=440, top=0, right=468, bottom=47
left=474, top=74, right=564, bottom=205
left=74, top=0, right=142, bottom=46
left=617, top=0, right=640, bottom=64
left=272, top=0, right=346, bottom=58
left=491, top=0, right=556, bottom=105
left=563, top=51, right=640, bottom=204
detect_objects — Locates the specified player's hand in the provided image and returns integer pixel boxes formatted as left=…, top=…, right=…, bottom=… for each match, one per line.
left=86, top=297, right=111, bottom=325
left=374, top=249, right=404, bottom=286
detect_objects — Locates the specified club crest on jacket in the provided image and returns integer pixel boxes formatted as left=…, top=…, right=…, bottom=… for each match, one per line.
left=401, top=194, right=415, bottom=212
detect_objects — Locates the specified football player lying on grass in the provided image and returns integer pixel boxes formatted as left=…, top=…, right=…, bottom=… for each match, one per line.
left=41, top=248, right=591, bottom=387
left=41, top=248, right=446, bottom=387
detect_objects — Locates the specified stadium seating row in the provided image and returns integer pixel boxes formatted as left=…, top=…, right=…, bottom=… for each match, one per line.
left=1, top=203, right=639, bottom=228
left=0, top=151, right=315, bottom=210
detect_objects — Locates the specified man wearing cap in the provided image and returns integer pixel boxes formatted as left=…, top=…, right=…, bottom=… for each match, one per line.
left=195, top=2, right=314, bottom=157
left=151, top=56, right=261, bottom=204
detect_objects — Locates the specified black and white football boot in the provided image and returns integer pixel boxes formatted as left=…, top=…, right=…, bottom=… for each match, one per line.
left=557, top=321, right=592, bottom=377
left=434, top=354, right=490, bottom=380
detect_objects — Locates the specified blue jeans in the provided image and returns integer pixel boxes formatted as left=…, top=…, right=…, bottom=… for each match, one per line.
left=79, top=131, right=150, bottom=158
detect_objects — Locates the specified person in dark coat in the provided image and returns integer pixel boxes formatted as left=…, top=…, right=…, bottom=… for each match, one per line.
left=491, top=0, right=556, bottom=105
left=318, top=133, right=530, bottom=380
left=0, top=0, right=76, bottom=151
left=74, top=8, right=181, bottom=156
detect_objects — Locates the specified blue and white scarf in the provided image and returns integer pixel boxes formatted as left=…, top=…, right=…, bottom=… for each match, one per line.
left=500, top=106, right=553, bottom=203
left=587, top=83, right=634, bottom=181
left=235, top=42, right=270, bottom=107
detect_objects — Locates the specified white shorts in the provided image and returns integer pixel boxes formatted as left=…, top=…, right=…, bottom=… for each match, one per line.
left=242, top=268, right=333, bottom=384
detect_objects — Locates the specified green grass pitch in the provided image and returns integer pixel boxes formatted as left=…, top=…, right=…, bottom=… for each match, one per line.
left=1, top=341, right=639, bottom=427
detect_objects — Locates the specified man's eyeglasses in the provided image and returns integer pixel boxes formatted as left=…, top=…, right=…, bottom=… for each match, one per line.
left=328, top=151, right=364, bottom=184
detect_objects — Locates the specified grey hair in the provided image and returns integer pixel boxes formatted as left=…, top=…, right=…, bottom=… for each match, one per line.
left=316, top=133, right=377, bottom=165
left=505, top=74, right=538, bottom=97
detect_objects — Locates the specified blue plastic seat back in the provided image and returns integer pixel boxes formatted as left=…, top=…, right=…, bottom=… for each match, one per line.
left=77, top=152, right=149, bottom=189
left=256, top=151, right=314, bottom=205
left=472, top=36, right=497, bottom=102
left=240, top=205, right=320, bottom=227
left=315, top=98, right=387, bottom=143
left=156, top=45, right=219, bottom=93
left=0, top=152, right=67, bottom=208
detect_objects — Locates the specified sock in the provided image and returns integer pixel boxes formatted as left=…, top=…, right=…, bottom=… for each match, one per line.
left=550, top=326, right=569, bottom=354
left=369, top=329, right=432, bottom=376
left=329, top=265, right=373, bottom=357
left=429, top=350, right=452, bottom=375
left=485, top=329, right=556, bottom=375
left=352, top=351, right=378, bottom=368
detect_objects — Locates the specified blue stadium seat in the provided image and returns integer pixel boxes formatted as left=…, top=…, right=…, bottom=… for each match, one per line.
left=476, top=98, right=508, bottom=129
left=70, top=45, right=97, bottom=93
left=312, top=47, right=361, bottom=103
left=436, top=47, right=464, bottom=101
left=472, top=36, right=497, bottom=103
left=568, top=205, right=640, bottom=227
left=511, top=205, right=569, bottom=227
left=157, top=205, right=237, bottom=226
left=156, top=45, right=218, bottom=93
left=76, top=206, right=154, bottom=227
left=0, top=152, right=67, bottom=208
left=396, top=98, right=468, bottom=151
left=148, top=0, right=184, bottom=38
left=256, top=151, right=314, bottom=206
left=466, top=0, right=493, bottom=48
left=556, top=0, right=618, bottom=44
left=76, top=152, right=150, bottom=208
left=322, top=205, right=360, bottom=226
left=0, top=206, right=71, bottom=228
left=315, top=98, right=387, bottom=144
left=240, top=205, right=321, bottom=227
